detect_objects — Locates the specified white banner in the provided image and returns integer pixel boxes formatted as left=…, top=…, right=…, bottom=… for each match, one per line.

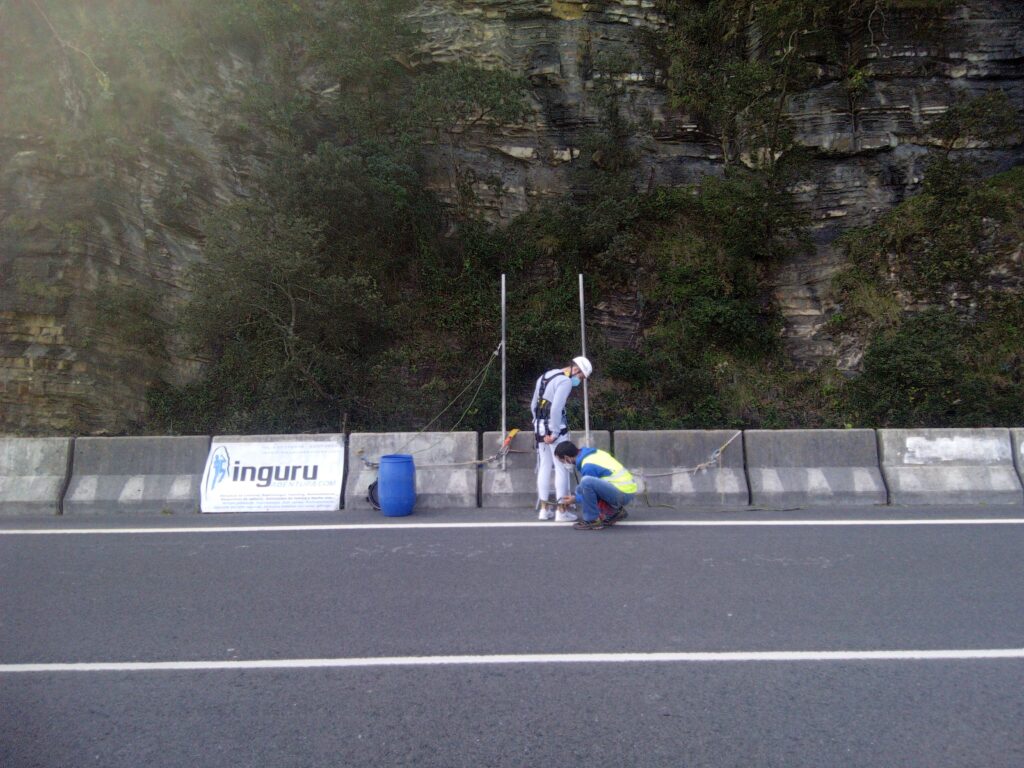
left=200, top=438, right=345, bottom=513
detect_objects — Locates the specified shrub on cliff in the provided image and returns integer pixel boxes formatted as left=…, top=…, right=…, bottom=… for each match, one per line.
left=833, top=162, right=1024, bottom=428
left=849, top=303, right=1024, bottom=427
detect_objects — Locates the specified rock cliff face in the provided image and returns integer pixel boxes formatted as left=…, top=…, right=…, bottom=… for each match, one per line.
left=1, top=54, right=260, bottom=434
left=1, top=0, right=1022, bottom=434
left=408, top=0, right=1024, bottom=365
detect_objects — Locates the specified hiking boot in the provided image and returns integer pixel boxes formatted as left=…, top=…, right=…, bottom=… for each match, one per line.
left=600, top=507, right=629, bottom=526
left=573, top=518, right=604, bottom=531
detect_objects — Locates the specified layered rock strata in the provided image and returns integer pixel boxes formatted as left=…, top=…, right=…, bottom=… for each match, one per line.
left=1, top=0, right=1022, bottom=433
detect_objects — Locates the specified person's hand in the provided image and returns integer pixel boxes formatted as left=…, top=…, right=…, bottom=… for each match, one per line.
left=559, top=496, right=575, bottom=505
left=543, top=434, right=555, bottom=444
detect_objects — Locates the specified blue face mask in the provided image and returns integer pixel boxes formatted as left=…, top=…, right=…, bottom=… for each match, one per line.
left=570, top=376, right=581, bottom=387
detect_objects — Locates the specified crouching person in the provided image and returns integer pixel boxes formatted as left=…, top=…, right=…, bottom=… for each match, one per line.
left=554, top=441, right=637, bottom=530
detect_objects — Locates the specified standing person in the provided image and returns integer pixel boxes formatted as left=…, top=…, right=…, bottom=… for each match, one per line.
left=554, top=441, right=636, bottom=530
left=531, top=356, right=593, bottom=521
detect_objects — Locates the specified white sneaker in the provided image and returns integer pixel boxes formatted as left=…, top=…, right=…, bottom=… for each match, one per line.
left=554, top=509, right=578, bottom=522
left=538, top=504, right=554, bottom=521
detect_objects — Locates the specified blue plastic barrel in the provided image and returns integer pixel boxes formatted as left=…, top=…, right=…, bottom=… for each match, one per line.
left=378, top=454, right=416, bottom=517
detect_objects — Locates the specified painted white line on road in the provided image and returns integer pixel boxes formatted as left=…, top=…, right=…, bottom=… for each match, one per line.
left=3, top=649, right=1024, bottom=673
left=2, top=519, right=1024, bottom=536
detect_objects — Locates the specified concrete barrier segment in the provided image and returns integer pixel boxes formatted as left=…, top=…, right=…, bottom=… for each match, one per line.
left=481, top=430, right=610, bottom=510
left=345, top=432, right=478, bottom=510
left=0, top=437, right=73, bottom=516
left=879, top=428, right=1023, bottom=506
left=63, top=436, right=211, bottom=515
left=1013, top=430, right=1024, bottom=489
left=614, top=430, right=748, bottom=509
left=745, top=429, right=887, bottom=508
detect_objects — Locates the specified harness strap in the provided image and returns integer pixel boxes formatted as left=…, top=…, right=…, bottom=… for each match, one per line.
left=534, top=371, right=568, bottom=441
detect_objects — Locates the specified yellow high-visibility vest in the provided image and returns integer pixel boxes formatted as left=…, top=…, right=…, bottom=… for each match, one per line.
left=580, top=449, right=637, bottom=494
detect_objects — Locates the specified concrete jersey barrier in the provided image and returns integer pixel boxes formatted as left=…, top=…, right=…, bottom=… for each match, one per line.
left=1013, top=430, right=1024, bottom=489
left=878, top=429, right=1023, bottom=506
left=9, top=429, right=1024, bottom=517
left=0, top=437, right=73, bottom=516
left=745, top=429, right=887, bottom=508
left=63, top=436, right=211, bottom=514
left=614, top=430, right=748, bottom=509
left=345, top=432, right=478, bottom=510
left=481, top=430, right=610, bottom=510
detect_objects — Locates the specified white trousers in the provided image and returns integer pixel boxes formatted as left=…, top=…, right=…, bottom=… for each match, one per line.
left=536, top=435, right=571, bottom=503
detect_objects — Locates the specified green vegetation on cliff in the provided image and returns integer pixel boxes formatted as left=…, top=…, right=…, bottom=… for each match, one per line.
left=833, top=165, right=1024, bottom=427
left=3, top=0, right=1020, bottom=434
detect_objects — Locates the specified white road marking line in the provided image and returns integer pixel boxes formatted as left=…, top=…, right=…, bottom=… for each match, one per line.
left=3, top=649, right=1024, bottom=673
left=2, top=519, right=1024, bottom=535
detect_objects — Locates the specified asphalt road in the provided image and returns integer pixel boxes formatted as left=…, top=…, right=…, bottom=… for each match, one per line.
left=2, top=507, right=1023, bottom=767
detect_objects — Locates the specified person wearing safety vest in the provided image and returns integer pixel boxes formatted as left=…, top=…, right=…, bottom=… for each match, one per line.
left=554, top=441, right=637, bottom=530
left=531, top=356, right=593, bottom=522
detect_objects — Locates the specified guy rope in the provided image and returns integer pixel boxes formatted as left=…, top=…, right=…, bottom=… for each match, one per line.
left=357, top=344, right=519, bottom=471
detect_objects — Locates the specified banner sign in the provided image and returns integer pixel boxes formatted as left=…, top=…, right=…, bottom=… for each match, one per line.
left=201, top=437, right=344, bottom=513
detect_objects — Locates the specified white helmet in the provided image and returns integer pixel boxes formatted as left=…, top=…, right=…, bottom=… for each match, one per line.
left=572, top=356, right=593, bottom=378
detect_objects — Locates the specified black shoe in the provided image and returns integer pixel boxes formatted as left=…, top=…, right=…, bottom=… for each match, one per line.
left=573, top=518, right=604, bottom=531
left=600, top=507, right=629, bottom=526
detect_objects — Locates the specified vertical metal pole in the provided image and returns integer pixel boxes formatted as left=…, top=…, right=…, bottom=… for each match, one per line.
left=578, top=273, right=591, bottom=447
left=501, top=274, right=507, bottom=470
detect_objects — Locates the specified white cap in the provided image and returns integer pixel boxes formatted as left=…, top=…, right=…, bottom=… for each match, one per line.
left=572, top=356, right=593, bottom=378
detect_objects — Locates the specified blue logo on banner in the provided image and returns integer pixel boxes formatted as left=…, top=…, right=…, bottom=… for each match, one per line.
left=209, top=446, right=230, bottom=491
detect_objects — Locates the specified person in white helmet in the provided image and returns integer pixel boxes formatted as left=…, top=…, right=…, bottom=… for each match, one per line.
left=530, top=356, right=593, bottom=521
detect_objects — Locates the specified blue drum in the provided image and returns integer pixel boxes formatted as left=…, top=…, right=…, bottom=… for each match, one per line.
left=377, top=454, right=416, bottom=517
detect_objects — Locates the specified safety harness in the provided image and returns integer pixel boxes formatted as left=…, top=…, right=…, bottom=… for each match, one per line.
left=533, top=370, right=569, bottom=444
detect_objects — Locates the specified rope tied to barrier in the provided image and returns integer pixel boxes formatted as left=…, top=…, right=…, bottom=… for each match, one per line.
left=634, top=431, right=742, bottom=509
left=357, top=345, right=502, bottom=469
left=637, top=431, right=742, bottom=480
left=358, top=428, right=521, bottom=471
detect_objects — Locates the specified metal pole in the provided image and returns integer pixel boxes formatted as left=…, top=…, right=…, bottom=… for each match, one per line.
left=501, top=274, right=507, bottom=470
left=578, top=273, right=591, bottom=447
